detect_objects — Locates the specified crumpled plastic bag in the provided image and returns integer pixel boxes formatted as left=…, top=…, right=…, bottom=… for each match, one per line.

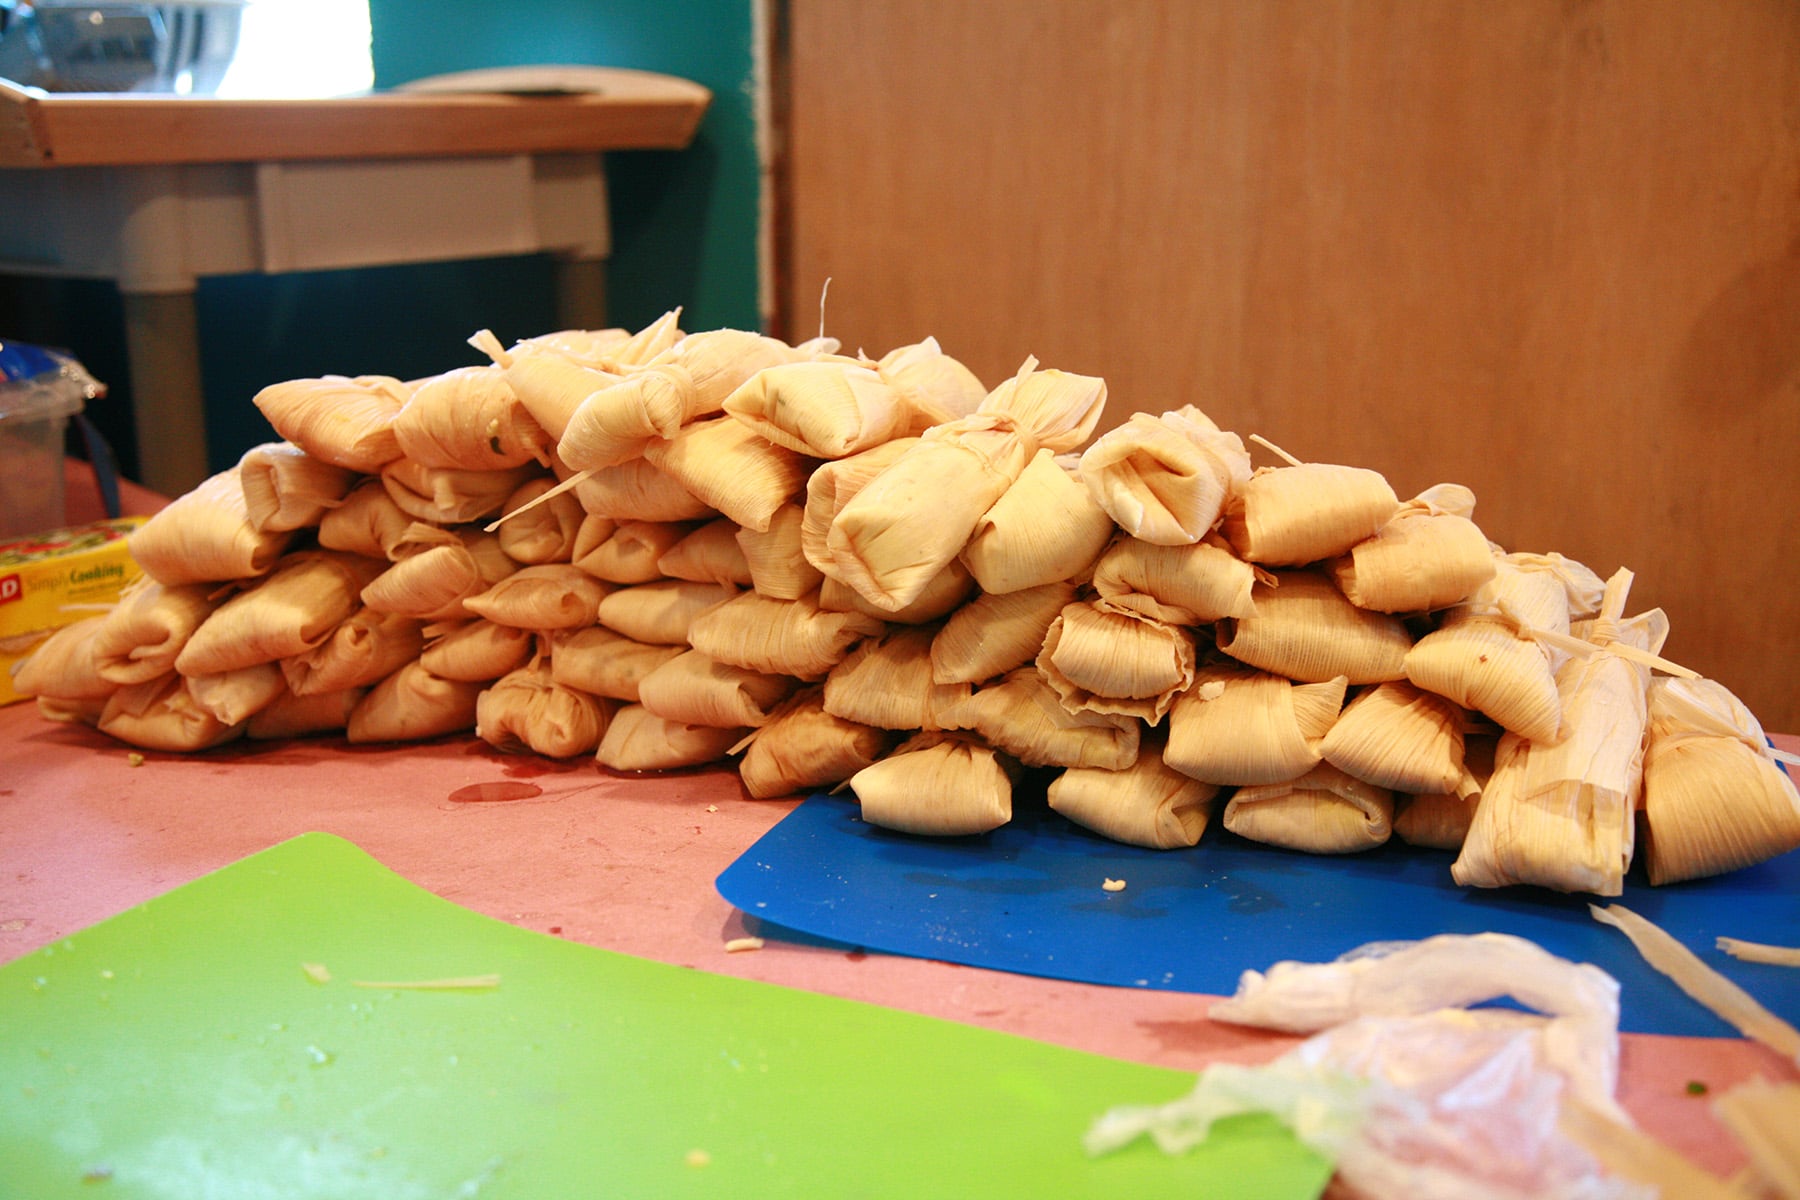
left=1085, top=932, right=1652, bottom=1200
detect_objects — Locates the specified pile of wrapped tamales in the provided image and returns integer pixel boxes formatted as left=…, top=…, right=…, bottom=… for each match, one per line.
left=14, top=314, right=1800, bottom=897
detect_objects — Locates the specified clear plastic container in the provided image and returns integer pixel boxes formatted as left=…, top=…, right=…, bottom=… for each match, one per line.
left=0, top=341, right=102, bottom=541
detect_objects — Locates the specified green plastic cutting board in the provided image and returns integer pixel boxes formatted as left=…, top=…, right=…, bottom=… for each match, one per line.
left=0, top=833, right=1330, bottom=1199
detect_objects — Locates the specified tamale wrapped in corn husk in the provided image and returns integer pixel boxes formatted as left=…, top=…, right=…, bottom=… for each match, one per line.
left=735, top=505, right=822, bottom=599
left=573, top=520, right=698, bottom=584
left=468, top=328, right=623, bottom=441
left=476, top=659, right=611, bottom=758
left=637, top=648, right=799, bottom=729
left=521, top=311, right=682, bottom=369
left=851, top=732, right=1016, bottom=837
left=246, top=686, right=365, bottom=739
left=1220, top=461, right=1399, bottom=567
left=1319, top=679, right=1468, bottom=795
left=1331, top=483, right=1495, bottom=613
left=346, top=660, right=483, bottom=743
left=548, top=626, right=685, bottom=701
left=961, top=449, right=1114, bottom=595
left=251, top=374, right=409, bottom=473
left=380, top=458, right=538, bottom=525
left=1078, top=407, right=1250, bottom=546
left=281, top=608, right=424, bottom=695
left=596, top=579, right=739, bottom=645
left=1509, top=551, right=1609, bottom=622
left=1452, top=570, right=1657, bottom=896
left=734, top=690, right=896, bottom=799
left=686, top=589, right=885, bottom=679
left=1394, top=732, right=1497, bottom=850
left=461, top=564, right=609, bottom=630
left=818, top=558, right=975, bottom=625
left=417, top=618, right=534, bottom=682
left=129, top=468, right=295, bottom=586
left=799, top=437, right=918, bottom=578
left=185, top=662, right=287, bottom=725
left=360, top=527, right=517, bottom=621
left=1048, top=737, right=1218, bottom=849
left=567, top=455, right=715, bottom=522
left=36, top=695, right=109, bottom=726
left=594, top=703, right=743, bottom=772
left=91, top=577, right=217, bottom=685
left=175, top=551, right=386, bottom=676
left=822, top=625, right=971, bottom=731
left=1089, top=533, right=1263, bottom=625
left=1217, top=569, right=1411, bottom=685
left=1638, top=677, right=1800, bottom=886
left=394, top=364, right=547, bottom=470
left=317, top=478, right=413, bottom=561
left=238, top=441, right=357, bottom=533
left=1037, top=598, right=1198, bottom=724
left=929, top=580, right=1076, bottom=685
left=871, top=336, right=987, bottom=429
left=97, top=672, right=244, bottom=751
left=941, top=666, right=1140, bottom=770
left=659, top=518, right=755, bottom=587
left=1164, top=663, right=1348, bottom=786
left=494, top=477, right=584, bottom=565
left=642, top=415, right=815, bottom=533
left=977, top=362, right=1108, bottom=453
left=1222, top=762, right=1396, bottom=854
left=722, top=359, right=909, bottom=459
left=9, top=615, right=115, bottom=701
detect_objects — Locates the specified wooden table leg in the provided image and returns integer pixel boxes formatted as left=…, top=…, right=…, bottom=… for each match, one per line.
left=553, top=255, right=608, bottom=333
left=120, top=289, right=209, bottom=497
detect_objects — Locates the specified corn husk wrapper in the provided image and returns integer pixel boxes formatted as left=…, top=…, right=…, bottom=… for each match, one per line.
left=659, top=518, right=755, bottom=587
left=1319, top=680, right=1468, bottom=795
left=1394, top=732, right=1497, bottom=851
left=818, top=558, right=975, bottom=625
left=942, top=666, right=1141, bottom=771
left=468, top=329, right=624, bottom=442
left=476, top=659, right=611, bottom=758
left=822, top=625, right=971, bottom=731
left=393, top=364, right=547, bottom=470
left=91, top=577, right=218, bottom=685
left=237, top=441, right=357, bottom=533
left=35, top=695, right=108, bottom=726
left=722, top=359, right=910, bottom=459
left=520, top=311, right=682, bottom=369
left=281, top=608, right=424, bottom=695
left=1048, top=739, right=1218, bottom=849
left=1090, top=534, right=1262, bottom=625
left=548, top=626, right=685, bottom=701
left=97, top=672, right=245, bottom=751
left=568, top=455, right=715, bottom=522
left=1638, top=677, right=1800, bottom=886
left=595, top=703, right=743, bottom=772
left=494, top=477, right=584, bottom=565
left=871, top=336, right=987, bottom=429
left=128, top=468, right=295, bottom=586
left=977, top=362, right=1108, bottom=452
left=851, top=732, right=1016, bottom=837
left=799, top=437, right=918, bottom=578
left=184, top=662, right=287, bottom=725
left=1164, top=663, right=1348, bottom=786
left=317, top=479, right=414, bottom=561
left=573, top=520, right=698, bottom=584
left=961, top=449, right=1114, bottom=595
left=175, top=551, right=386, bottom=677
left=361, top=528, right=518, bottom=621
left=461, top=564, right=609, bottom=631
left=930, top=580, right=1075, bottom=685
left=1037, top=598, right=1198, bottom=725
left=1223, top=762, right=1396, bottom=854
left=1220, top=462, right=1399, bottom=567
left=1078, top=407, right=1251, bottom=546
left=637, top=648, right=799, bottom=729
left=642, top=416, right=814, bottom=534
left=418, top=619, right=535, bottom=682
left=346, top=659, right=482, bottom=744
left=1218, top=570, right=1411, bottom=685
left=686, top=589, right=885, bottom=679
left=380, top=458, right=538, bottom=525
left=596, top=580, right=739, bottom=646
left=9, top=615, right=115, bottom=700
left=1331, top=484, right=1496, bottom=613
left=251, top=374, right=409, bottom=473
left=735, top=505, right=822, bottom=599
left=246, top=686, right=365, bottom=739
left=734, top=690, right=896, bottom=800
left=1508, top=551, right=1609, bottom=622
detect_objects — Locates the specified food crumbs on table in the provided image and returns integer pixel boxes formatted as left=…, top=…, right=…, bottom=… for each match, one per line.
left=126, top=753, right=144, bottom=767
left=301, top=962, right=332, bottom=984
left=725, top=936, right=765, bottom=953
left=706, top=804, right=719, bottom=812
left=685, top=1149, right=711, bottom=1168
left=1102, top=878, right=1127, bottom=892
left=1686, top=1080, right=1709, bottom=1096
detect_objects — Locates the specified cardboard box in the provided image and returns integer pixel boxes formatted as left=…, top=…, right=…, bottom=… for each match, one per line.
left=0, top=517, right=146, bottom=706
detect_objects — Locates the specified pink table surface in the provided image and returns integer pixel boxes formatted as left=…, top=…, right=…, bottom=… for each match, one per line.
left=3, top=699, right=1795, bottom=1180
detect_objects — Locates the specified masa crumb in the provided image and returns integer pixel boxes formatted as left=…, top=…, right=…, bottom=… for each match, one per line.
left=1102, top=878, right=1127, bottom=892
left=126, top=753, right=145, bottom=767
left=725, top=936, right=765, bottom=953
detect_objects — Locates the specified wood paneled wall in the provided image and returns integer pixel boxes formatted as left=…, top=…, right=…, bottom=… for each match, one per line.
left=777, top=0, right=1800, bottom=731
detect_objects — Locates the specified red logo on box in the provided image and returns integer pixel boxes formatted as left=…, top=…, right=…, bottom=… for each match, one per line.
left=0, top=574, right=19, bottom=605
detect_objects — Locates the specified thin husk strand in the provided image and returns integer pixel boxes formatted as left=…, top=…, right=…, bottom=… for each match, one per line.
left=1711, top=1080, right=1800, bottom=1200
left=1556, top=1095, right=1747, bottom=1200
left=1715, top=939, right=1800, bottom=967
